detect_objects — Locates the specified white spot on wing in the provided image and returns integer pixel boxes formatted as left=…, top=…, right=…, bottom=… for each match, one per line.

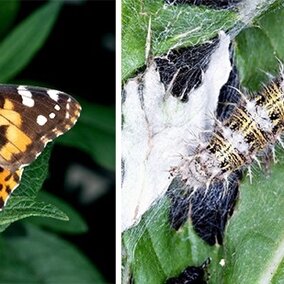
left=66, top=112, right=70, bottom=119
left=54, top=104, right=60, bottom=111
left=37, top=115, right=47, bottom=126
left=47, top=89, right=60, bottom=101
left=49, top=112, right=56, bottom=119
left=41, top=135, right=51, bottom=146
left=17, top=85, right=35, bottom=107
left=53, top=128, right=63, bottom=137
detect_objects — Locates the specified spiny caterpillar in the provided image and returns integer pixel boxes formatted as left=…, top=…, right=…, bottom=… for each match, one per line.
left=172, top=67, right=284, bottom=190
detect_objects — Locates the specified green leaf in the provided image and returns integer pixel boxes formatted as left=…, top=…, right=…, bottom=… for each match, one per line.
left=223, top=155, right=284, bottom=283
left=235, top=1, right=284, bottom=91
left=122, top=0, right=237, bottom=81
left=0, top=199, right=68, bottom=231
left=0, top=0, right=19, bottom=39
left=58, top=100, right=115, bottom=171
left=0, top=224, right=104, bottom=283
left=123, top=158, right=284, bottom=283
left=123, top=198, right=222, bottom=283
left=271, top=260, right=284, bottom=283
left=13, top=144, right=52, bottom=199
left=0, top=1, right=62, bottom=83
left=29, top=191, right=88, bottom=234
left=0, top=145, right=68, bottom=231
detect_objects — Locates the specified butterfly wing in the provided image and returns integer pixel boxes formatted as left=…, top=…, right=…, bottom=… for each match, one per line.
left=0, top=85, right=81, bottom=210
left=0, top=85, right=81, bottom=172
left=0, top=167, right=23, bottom=209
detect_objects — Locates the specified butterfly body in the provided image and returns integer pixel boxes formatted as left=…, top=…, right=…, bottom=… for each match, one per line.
left=0, top=84, right=81, bottom=209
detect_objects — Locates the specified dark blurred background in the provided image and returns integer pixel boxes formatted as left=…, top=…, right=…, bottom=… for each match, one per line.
left=13, top=1, right=115, bottom=282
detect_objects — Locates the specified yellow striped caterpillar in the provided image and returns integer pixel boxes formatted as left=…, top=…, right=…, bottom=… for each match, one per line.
left=172, top=67, right=284, bottom=190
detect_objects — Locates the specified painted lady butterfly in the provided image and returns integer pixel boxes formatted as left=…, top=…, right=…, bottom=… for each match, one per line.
left=0, top=84, right=81, bottom=209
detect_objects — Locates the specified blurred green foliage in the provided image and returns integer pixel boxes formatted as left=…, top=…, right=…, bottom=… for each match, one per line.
left=235, top=0, right=284, bottom=91
left=0, top=223, right=104, bottom=283
left=58, top=99, right=115, bottom=171
left=0, top=1, right=113, bottom=282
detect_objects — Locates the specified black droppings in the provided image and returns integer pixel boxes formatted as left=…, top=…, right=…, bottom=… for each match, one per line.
left=166, top=258, right=210, bottom=284
left=155, top=38, right=219, bottom=101
left=190, top=171, right=240, bottom=245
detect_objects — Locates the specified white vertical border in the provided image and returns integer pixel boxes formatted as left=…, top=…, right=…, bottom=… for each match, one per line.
left=116, top=0, right=121, bottom=283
